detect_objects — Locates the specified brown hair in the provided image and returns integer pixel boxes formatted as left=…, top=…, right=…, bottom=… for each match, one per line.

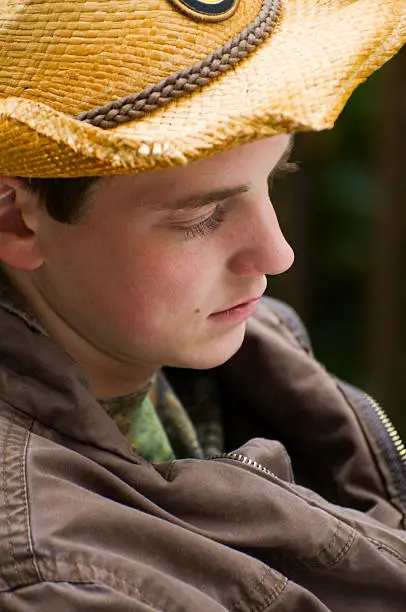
left=22, top=177, right=99, bottom=223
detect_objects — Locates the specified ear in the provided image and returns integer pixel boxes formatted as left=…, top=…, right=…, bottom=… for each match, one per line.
left=0, top=176, right=44, bottom=270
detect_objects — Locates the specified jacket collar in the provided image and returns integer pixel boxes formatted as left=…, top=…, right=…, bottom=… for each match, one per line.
left=0, top=266, right=47, bottom=335
left=0, top=269, right=142, bottom=461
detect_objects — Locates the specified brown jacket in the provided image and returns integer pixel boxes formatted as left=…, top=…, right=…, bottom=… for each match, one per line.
left=0, top=285, right=405, bottom=611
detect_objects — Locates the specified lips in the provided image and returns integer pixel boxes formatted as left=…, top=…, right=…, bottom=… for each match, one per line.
left=211, top=294, right=263, bottom=316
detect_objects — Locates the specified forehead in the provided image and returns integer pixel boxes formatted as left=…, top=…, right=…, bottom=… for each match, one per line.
left=96, top=135, right=291, bottom=209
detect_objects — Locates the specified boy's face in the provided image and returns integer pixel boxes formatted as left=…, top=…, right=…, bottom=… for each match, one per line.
left=23, top=135, right=294, bottom=372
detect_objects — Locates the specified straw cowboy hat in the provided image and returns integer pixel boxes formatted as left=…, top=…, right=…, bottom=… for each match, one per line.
left=0, top=0, right=405, bottom=177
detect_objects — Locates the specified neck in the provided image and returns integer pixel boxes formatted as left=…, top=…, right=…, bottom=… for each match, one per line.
left=5, top=268, right=157, bottom=399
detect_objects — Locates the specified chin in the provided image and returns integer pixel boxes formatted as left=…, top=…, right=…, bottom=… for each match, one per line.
left=172, top=324, right=246, bottom=371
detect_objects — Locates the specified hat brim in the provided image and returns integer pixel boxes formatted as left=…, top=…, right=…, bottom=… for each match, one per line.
left=0, top=0, right=405, bottom=177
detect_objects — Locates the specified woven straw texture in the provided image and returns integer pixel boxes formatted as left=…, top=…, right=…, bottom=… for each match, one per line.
left=0, top=0, right=405, bottom=177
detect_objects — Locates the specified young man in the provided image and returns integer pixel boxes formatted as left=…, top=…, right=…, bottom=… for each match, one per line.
left=0, top=0, right=405, bottom=609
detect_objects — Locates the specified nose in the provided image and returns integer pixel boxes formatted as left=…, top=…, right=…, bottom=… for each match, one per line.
left=227, top=193, right=294, bottom=277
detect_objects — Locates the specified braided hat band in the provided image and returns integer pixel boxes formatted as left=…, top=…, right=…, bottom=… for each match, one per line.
left=76, top=0, right=280, bottom=129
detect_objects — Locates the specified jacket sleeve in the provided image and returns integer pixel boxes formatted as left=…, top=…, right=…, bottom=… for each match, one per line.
left=0, top=581, right=160, bottom=612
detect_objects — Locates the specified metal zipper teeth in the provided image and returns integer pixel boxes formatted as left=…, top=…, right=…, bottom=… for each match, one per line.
left=213, top=397, right=406, bottom=481
left=209, top=452, right=277, bottom=478
left=363, top=393, right=406, bottom=466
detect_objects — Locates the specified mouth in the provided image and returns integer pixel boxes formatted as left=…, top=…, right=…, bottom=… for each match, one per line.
left=212, top=294, right=263, bottom=315
left=209, top=293, right=264, bottom=324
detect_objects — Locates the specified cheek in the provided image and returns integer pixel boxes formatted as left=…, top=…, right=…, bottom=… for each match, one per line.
left=96, top=233, right=214, bottom=326
left=43, top=217, right=221, bottom=334
left=128, top=249, right=208, bottom=312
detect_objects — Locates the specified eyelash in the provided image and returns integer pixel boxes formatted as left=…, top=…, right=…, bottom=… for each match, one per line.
left=269, top=161, right=299, bottom=188
left=183, top=203, right=227, bottom=240
left=182, top=161, right=299, bottom=240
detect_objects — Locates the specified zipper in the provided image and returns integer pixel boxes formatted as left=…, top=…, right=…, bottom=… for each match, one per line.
left=339, top=382, right=406, bottom=508
left=213, top=396, right=406, bottom=474
left=363, top=392, right=406, bottom=466
left=212, top=391, right=406, bottom=513
left=209, top=451, right=277, bottom=479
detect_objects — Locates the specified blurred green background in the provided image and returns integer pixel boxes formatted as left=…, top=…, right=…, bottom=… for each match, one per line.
left=269, top=47, right=406, bottom=438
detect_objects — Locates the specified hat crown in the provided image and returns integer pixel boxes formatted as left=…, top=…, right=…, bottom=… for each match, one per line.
left=0, top=0, right=262, bottom=115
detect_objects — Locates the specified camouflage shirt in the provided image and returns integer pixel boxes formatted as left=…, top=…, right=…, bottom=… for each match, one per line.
left=98, top=370, right=224, bottom=463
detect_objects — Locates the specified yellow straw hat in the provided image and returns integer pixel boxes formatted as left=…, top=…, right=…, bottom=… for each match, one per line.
left=0, top=0, right=405, bottom=177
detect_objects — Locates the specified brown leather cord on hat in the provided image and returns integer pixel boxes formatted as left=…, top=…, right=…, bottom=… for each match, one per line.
left=76, top=0, right=281, bottom=129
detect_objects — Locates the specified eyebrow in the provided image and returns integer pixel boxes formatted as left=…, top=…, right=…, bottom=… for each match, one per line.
left=156, top=136, right=293, bottom=212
